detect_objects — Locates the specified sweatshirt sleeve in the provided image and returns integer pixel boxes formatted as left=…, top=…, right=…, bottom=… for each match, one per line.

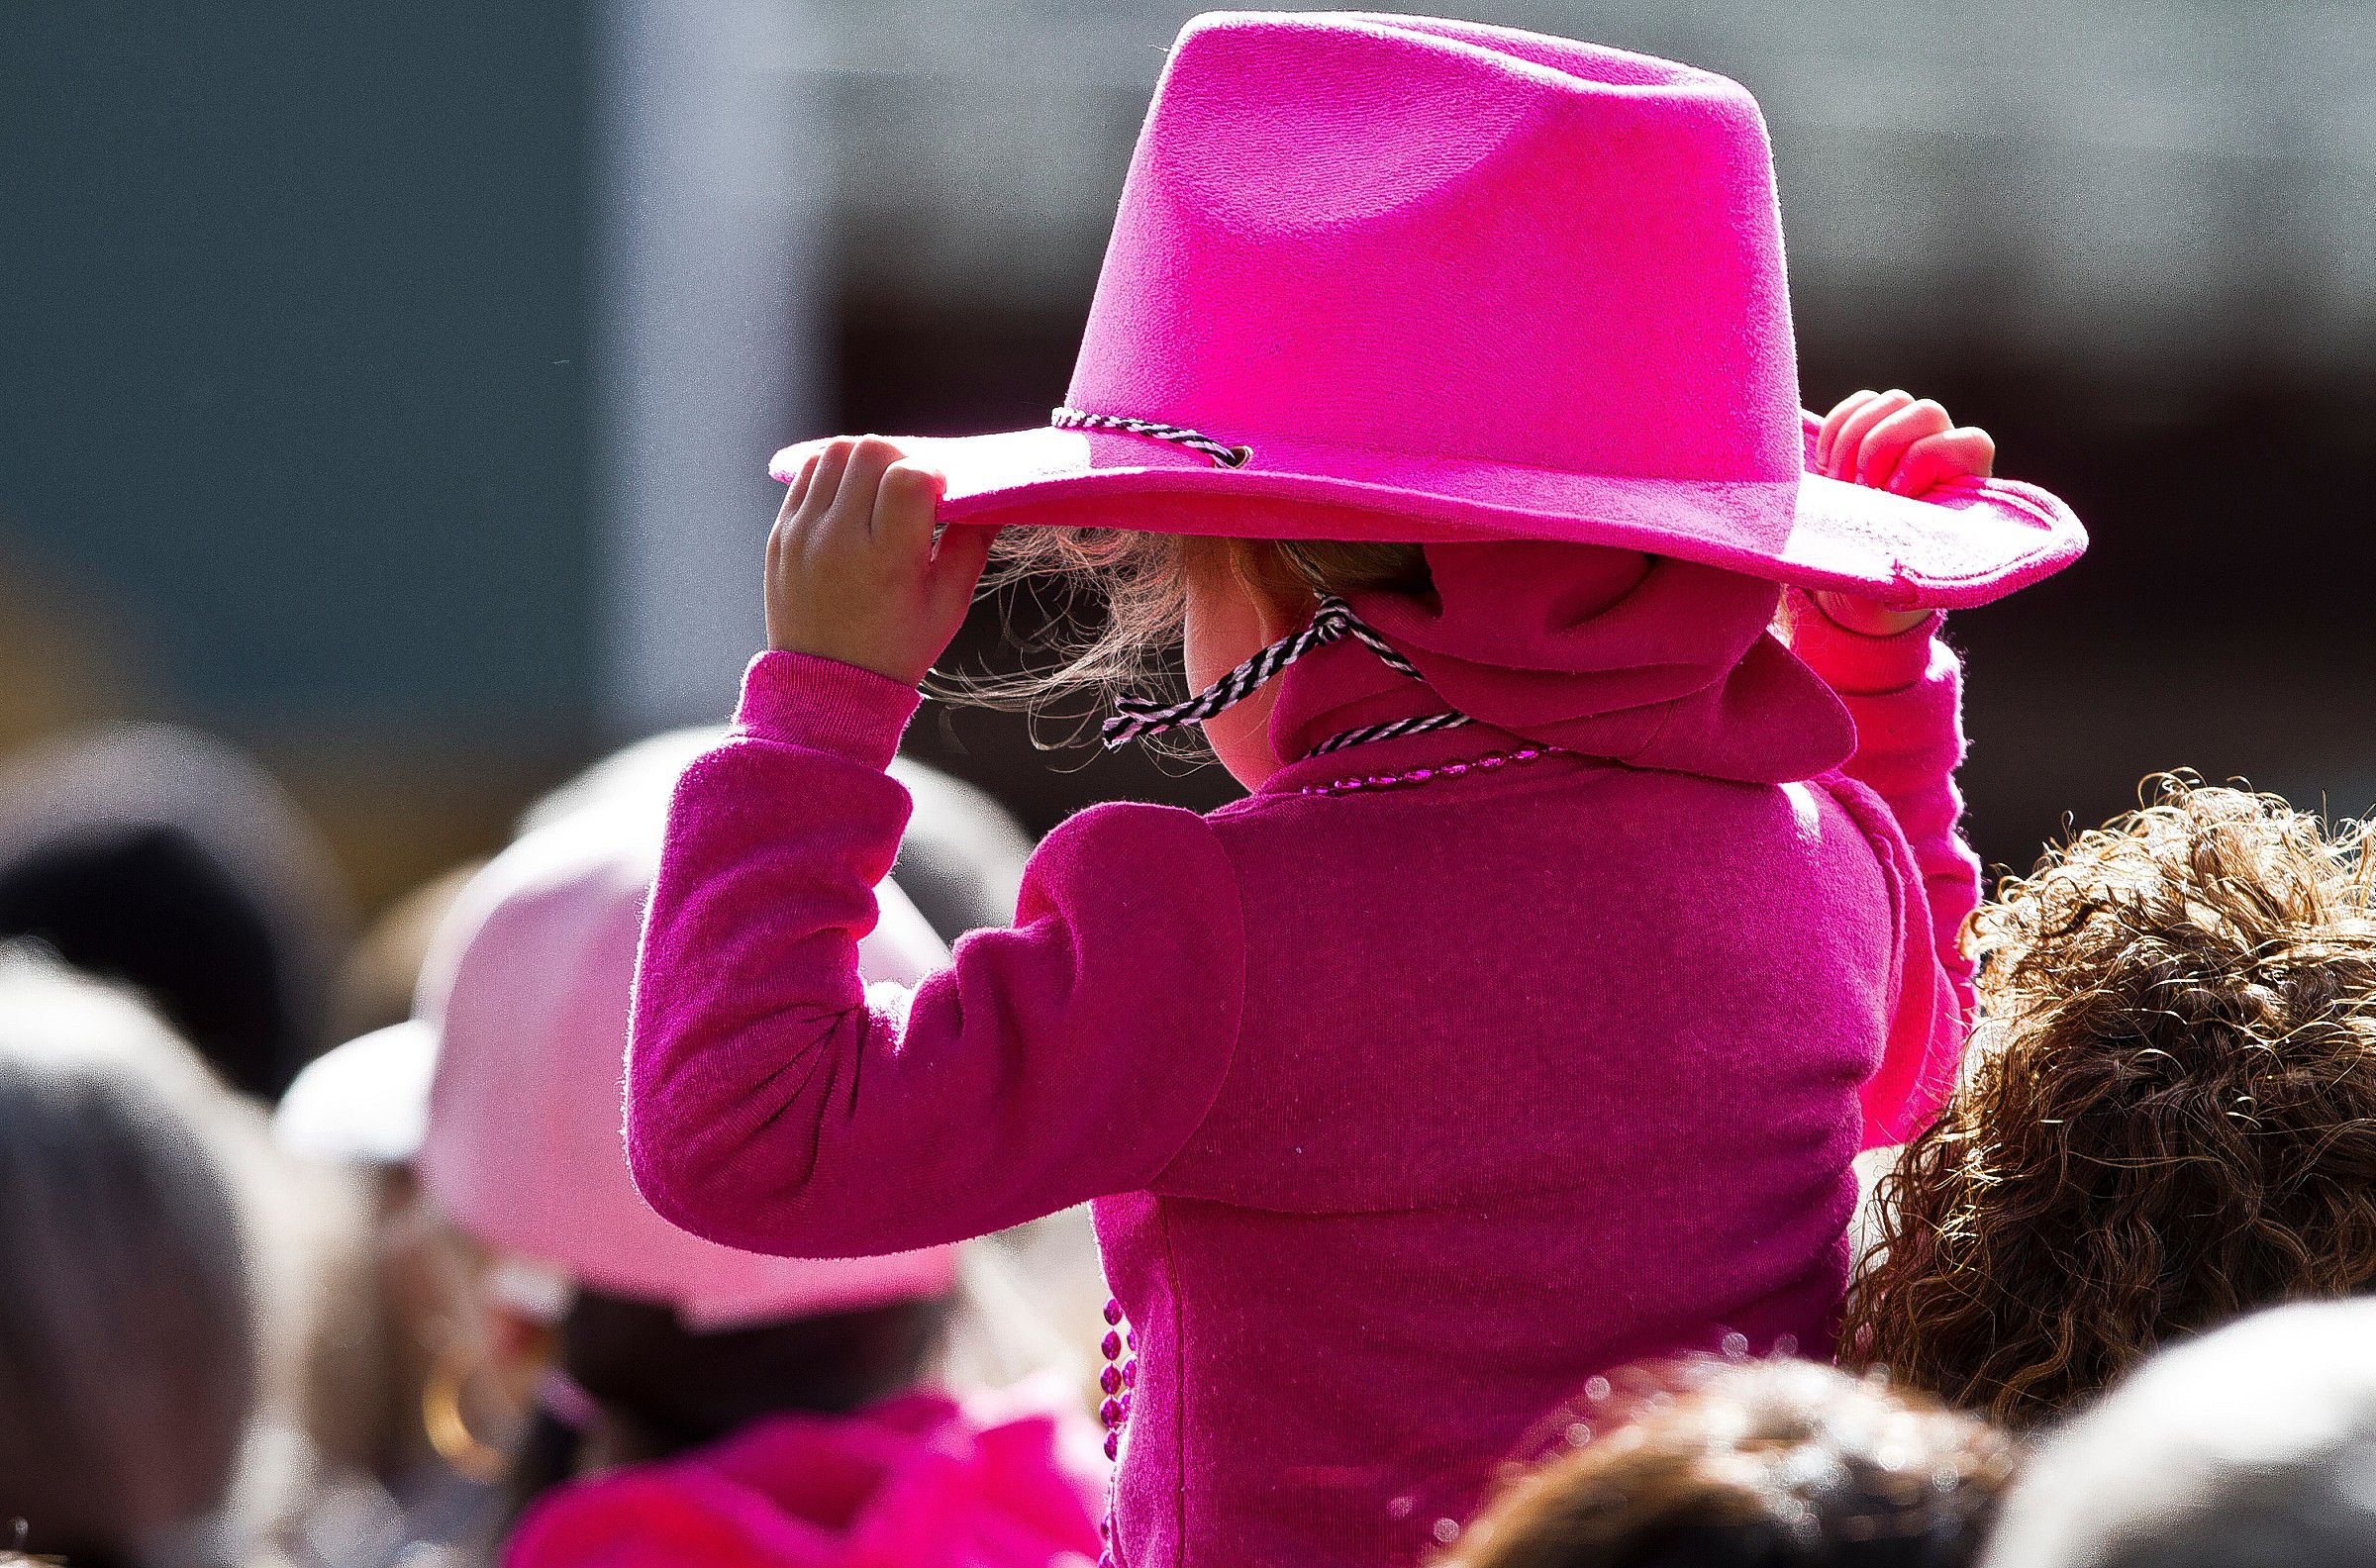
left=626, top=651, right=1246, bottom=1258
left=1787, top=598, right=1980, bottom=1021
left=1788, top=598, right=1981, bottom=1144
left=1818, top=772, right=1959, bottom=1148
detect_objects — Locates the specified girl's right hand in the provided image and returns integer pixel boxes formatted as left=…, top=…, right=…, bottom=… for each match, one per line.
left=764, top=436, right=996, bottom=686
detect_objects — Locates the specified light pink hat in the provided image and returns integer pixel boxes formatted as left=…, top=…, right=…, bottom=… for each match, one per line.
left=413, top=801, right=959, bottom=1330
left=771, top=11, right=2081, bottom=610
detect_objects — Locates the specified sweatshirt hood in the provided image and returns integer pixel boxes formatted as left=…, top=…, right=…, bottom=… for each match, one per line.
left=1266, top=539, right=1854, bottom=784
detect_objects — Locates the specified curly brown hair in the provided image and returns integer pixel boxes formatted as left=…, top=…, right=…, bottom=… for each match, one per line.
left=1437, top=1356, right=2019, bottom=1568
left=1842, top=778, right=2376, bottom=1428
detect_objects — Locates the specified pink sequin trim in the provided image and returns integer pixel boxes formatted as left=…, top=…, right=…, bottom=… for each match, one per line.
left=1298, top=744, right=1565, bottom=798
left=1098, top=1295, right=1136, bottom=1564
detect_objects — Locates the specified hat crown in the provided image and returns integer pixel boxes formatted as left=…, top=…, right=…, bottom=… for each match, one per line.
left=1067, top=13, right=1803, bottom=485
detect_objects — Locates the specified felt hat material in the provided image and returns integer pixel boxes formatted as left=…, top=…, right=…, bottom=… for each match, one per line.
left=771, top=12, right=2083, bottom=609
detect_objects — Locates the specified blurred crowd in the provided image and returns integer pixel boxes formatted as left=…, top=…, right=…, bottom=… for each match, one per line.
left=0, top=722, right=1092, bottom=1567
left=0, top=715, right=2368, bottom=1568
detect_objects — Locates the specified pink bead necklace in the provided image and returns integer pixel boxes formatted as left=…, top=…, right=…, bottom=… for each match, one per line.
left=1097, top=1297, right=1134, bottom=1568
left=1298, top=742, right=1565, bottom=798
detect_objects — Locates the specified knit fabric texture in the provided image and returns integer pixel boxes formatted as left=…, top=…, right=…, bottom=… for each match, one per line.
left=627, top=542, right=1974, bottom=1568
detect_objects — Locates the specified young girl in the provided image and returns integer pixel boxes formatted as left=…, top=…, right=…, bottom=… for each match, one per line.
left=628, top=15, right=2084, bottom=1567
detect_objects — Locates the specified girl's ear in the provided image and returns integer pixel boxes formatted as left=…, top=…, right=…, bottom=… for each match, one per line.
left=1213, top=539, right=1316, bottom=642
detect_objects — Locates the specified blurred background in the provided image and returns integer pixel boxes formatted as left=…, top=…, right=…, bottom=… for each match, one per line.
left=4, top=0, right=2373, bottom=913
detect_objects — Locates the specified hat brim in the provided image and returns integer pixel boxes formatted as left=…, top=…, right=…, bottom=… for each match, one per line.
left=771, top=412, right=2081, bottom=611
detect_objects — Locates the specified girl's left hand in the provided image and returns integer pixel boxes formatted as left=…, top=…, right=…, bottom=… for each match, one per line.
left=1809, top=390, right=1997, bottom=636
left=764, top=436, right=997, bottom=686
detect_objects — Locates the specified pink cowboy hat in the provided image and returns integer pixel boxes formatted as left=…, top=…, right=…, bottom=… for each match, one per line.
left=771, top=11, right=2081, bottom=609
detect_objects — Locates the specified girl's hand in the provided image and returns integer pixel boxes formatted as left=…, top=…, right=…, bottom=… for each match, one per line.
left=1809, top=390, right=1997, bottom=636
left=764, top=436, right=996, bottom=685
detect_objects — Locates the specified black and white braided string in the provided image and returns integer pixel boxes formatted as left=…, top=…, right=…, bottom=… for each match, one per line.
left=1062, top=413, right=1480, bottom=760
left=1305, top=710, right=1475, bottom=757
left=1101, top=595, right=1438, bottom=749
left=1051, top=406, right=1252, bottom=468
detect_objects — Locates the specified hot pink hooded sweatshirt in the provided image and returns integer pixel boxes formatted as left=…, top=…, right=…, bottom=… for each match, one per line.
left=629, top=539, right=1975, bottom=1568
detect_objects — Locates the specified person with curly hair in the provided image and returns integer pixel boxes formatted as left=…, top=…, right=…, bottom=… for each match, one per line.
left=1436, top=1356, right=2020, bottom=1568
left=1842, top=778, right=2376, bottom=1427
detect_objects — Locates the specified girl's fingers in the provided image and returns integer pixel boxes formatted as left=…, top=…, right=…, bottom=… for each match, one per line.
left=1816, top=390, right=1881, bottom=471
left=801, top=439, right=858, bottom=526
left=1884, top=437, right=1954, bottom=499
left=767, top=454, right=821, bottom=580
left=1942, top=425, right=1995, bottom=479
left=1825, top=389, right=1914, bottom=479
left=1888, top=427, right=1996, bottom=496
left=779, top=451, right=822, bottom=518
left=833, top=437, right=905, bottom=529
left=1855, top=399, right=1951, bottom=488
left=872, top=459, right=947, bottom=553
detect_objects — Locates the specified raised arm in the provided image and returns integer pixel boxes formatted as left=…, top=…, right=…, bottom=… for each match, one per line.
left=1789, top=391, right=1993, bottom=1140
left=630, top=435, right=1241, bottom=1257
left=1798, top=614, right=1975, bottom=1146
left=1789, top=602, right=1979, bottom=1029
left=1798, top=389, right=1992, bottom=1023
left=627, top=651, right=1245, bottom=1257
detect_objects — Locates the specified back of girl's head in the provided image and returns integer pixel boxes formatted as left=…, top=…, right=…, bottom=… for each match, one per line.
left=963, top=524, right=1431, bottom=741
left=1844, top=778, right=2376, bottom=1426
left=0, top=949, right=260, bottom=1561
left=1440, top=1357, right=2018, bottom=1568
